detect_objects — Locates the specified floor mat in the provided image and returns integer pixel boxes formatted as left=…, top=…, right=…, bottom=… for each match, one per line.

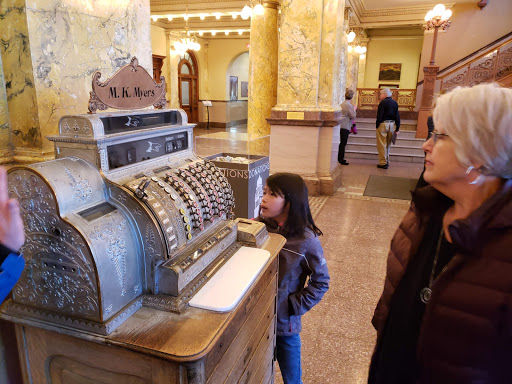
left=363, top=175, right=418, bottom=200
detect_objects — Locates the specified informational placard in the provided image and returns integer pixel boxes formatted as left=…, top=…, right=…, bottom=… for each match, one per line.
left=88, top=57, right=166, bottom=113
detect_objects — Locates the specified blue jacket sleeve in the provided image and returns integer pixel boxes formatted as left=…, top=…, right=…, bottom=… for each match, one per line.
left=0, top=247, right=25, bottom=303
left=288, top=236, right=330, bottom=316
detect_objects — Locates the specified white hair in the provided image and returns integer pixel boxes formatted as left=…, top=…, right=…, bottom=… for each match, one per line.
left=433, top=83, right=512, bottom=178
left=380, top=88, right=392, bottom=97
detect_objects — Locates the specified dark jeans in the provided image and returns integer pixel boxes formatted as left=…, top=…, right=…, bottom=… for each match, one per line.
left=276, top=334, right=302, bottom=384
left=338, top=128, right=350, bottom=163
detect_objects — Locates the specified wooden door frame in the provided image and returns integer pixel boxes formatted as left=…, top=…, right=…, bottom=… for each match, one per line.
left=178, top=51, right=199, bottom=123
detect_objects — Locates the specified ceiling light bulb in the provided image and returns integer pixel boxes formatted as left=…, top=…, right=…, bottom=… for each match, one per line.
left=360, top=54, right=366, bottom=59
left=347, top=45, right=353, bottom=53
left=200, top=14, right=206, bottom=20
left=441, top=9, right=452, bottom=20
left=241, top=6, right=251, bottom=20
left=433, top=4, right=445, bottom=17
left=184, top=14, right=189, bottom=21
left=232, top=13, right=238, bottom=19
left=361, top=46, right=367, bottom=53
left=238, top=30, right=243, bottom=35
left=199, top=31, right=203, bottom=36
left=347, top=31, right=356, bottom=43
left=225, top=31, right=229, bottom=35
left=211, top=31, right=216, bottom=36
left=215, top=13, right=221, bottom=19
left=254, top=3, right=264, bottom=15
left=151, top=16, right=158, bottom=22
left=167, top=16, right=173, bottom=21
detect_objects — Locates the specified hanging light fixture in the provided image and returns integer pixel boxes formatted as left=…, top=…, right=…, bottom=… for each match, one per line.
left=347, top=31, right=356, bottom=43
left=173, top=1, right=201, bottom=53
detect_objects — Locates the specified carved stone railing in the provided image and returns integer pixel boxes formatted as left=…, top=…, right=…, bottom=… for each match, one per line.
left=356, top=88, right=416, bottom=110
left=439, top=39, right=512, bottom=92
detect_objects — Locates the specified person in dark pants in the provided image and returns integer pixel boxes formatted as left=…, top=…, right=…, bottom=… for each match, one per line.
left=0, top=167, right=26, bottom=303
left=375, top=88, right=400, bottom=169
left=338, top=89, right=356, bottom=166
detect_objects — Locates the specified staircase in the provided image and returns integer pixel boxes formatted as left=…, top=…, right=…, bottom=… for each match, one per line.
left=345, top=118, right=426, bottom=163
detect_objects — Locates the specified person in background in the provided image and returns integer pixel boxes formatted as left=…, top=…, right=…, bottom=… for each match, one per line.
left=369, top=83, right=512, bottom=383
left=0, top=167, right=25, bottom=303
left=375, top=88, right=400, bottom=169
left=338, top=89, right=357, bottom=166
left=257, top=173, right=330, bottom=384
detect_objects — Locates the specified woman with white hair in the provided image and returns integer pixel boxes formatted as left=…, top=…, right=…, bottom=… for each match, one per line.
left=368, top=83, right=512, bottom=383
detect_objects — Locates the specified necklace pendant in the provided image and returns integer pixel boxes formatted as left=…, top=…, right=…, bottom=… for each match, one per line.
left=420, top=287, right=432, bottom=304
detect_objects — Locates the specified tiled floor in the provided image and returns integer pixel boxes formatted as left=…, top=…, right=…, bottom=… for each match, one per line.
left=276, top=159, right=423, bottom=384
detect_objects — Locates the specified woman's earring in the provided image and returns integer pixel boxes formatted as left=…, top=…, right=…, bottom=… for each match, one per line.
left=466, top=165, right=483, bottom=185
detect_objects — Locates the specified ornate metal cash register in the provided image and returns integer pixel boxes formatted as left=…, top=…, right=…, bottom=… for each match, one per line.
left=2, top=108, right=284, bottom=384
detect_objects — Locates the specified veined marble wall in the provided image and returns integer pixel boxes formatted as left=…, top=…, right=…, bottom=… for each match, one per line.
left=275, top=0, right=346, bottom=110
left=0, top=0, right=41, bottom=156
left=346, top=52, right=359, bottom=92
left=276, top=0, right=323, bottom=109
left=0, top=0, right=152, bottom=162
left=0, top=54, right=12, bottom=163
left=317, top=0, right=346, bottom=110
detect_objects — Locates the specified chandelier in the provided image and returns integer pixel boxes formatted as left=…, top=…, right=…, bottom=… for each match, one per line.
left=172, top=0, right=201, bottom=53
left=173, top=31, right=200, bottom=52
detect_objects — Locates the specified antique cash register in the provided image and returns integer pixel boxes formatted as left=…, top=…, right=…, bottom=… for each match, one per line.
left=1, top=73, right=284, bottom=382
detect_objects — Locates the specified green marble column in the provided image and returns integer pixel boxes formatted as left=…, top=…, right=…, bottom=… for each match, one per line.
left=0, top=0, right=152, bottom=163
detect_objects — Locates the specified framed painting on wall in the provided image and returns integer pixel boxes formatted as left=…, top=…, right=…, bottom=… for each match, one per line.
left=230, top=76, right=238, bottom=101
left=241, top=81, right=248, bottom=97
left=378, top=63, right=402, bottom=81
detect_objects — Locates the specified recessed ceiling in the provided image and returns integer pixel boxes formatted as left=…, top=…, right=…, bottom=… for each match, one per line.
left=360, top=0, right=473, bottom=10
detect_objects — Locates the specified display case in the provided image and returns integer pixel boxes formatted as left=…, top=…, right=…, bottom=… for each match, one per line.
left=195, top=133, right=270, bottom=219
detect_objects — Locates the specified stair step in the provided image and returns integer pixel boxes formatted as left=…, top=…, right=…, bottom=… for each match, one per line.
left=346, top=143, right=425, bottom=156
left=350, top=128, right=419, bottom=139
left=348, top=135, right=424, bottom=146
left=345, top=150, right=425, bottom=163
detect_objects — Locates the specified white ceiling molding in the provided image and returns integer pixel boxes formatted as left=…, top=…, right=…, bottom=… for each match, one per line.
left=347, top=0, right=456, bottom=28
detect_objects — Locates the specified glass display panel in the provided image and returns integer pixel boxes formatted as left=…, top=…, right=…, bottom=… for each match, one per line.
left=100, top=111, right=179, bottom=134
left=107, top=131, right=188, bottom=169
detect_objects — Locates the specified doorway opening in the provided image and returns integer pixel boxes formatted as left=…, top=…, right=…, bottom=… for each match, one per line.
left=178, top=51, right=199, bottom=123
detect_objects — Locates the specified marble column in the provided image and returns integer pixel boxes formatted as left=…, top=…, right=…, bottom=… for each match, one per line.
left=346, top=51, right=359, bottom=92
left=268, top=0, right=347, bottom=195
left=0, top=0, right=152, bottom=163
left=168, top=33, right=182, bottom=109
left=247, top=0, right=279, bottom=142
left=356, top=49, right=367, bottom=106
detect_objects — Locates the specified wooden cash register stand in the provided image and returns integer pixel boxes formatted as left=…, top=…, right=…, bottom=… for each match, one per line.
left=10, top=234, right=283, bottom=384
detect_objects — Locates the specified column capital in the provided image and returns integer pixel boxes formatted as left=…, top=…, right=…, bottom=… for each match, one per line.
left=263, top=0, right=280, bottom=9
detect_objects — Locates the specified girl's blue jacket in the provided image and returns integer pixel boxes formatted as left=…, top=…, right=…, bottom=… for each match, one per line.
left=258, top=218, right=330, bottom=336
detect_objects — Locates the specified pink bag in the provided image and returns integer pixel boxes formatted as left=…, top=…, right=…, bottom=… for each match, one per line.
left=350, top=123, right=357, bottom=134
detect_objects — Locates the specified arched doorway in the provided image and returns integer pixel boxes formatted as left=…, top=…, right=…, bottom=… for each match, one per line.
left=178, top=51, right=199, bottom=123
